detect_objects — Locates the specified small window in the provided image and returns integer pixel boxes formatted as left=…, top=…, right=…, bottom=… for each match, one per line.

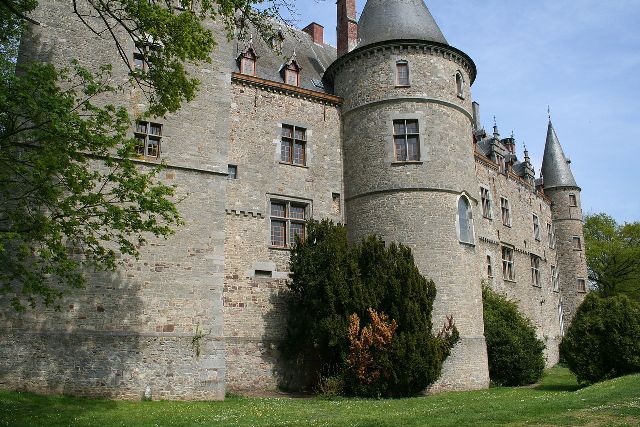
left=393, top=119, right=420, bottom=162
left=487, top=255, right=493, bottom=279
left=559, top=300, right=565, bottom=337
left=502, top=246, right=515, bottom=281
left=569, top=194, right=577, bottom=207
left=396, top=61, right=410, bottom=86
left=495, top=154, right=506, bottom=174
left=533, top=214, right=541, bottom=241
left=551, top=265, right=559, bottom=292
left=281, top=125, right=306, bottom=166
left=133, top=51, right=146, bottom=72
left=270, top=200, right=307, bottom=248
left=332, top=193, right=341, bottom=215
left=577, top=278, right=587, bottom=293
left=531, top=255, right=541, bottom=287
left=285, top=62, right=300, bottom=86
left=240, top=50, right=257, bottom=76
left=455, top=72, right=464, bottom=98
left=457, top=195, right=474, bottom=244
left=134, top=121, right=162, bottom=158
left=480, top=187, right=492, bottom=219
left=501, top=197, right=511, bottom=227
left=573, top=236, right=582, bottom=250
left=547, top=223, right=555, bottom=249
left=228, top=164, right=238, bottom=180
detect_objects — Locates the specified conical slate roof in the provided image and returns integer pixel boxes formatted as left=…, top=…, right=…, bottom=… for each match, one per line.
left=357, top=0, right=448, bottom=48
left=541, top=121, right=578, bottom=189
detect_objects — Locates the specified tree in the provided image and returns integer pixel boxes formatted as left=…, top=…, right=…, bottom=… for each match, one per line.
left=0, top=0, right=289, bottom=310
left=285, top=220, right=458, bottom=397
left=482, top=286, right=545, bottom=386
left=584, top=213, right=640, bottom=301
left=560, top=293, right=640, bottom=384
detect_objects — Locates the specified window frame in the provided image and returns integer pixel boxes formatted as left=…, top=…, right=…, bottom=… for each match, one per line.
left=502, top=246, right=515, bottom=282
left=487, top=254, right=493, bottom=279
left=227, top=164, right=238, bottom=180
left=269, top=199, right=308, bottom=248
left=284, top=63, right=300, bottom=87
left=569, top=193, right=577, bottom=207
left=280, top=124, right=307, bottom=166
left=573, top=236, right=582, bottom=251
left=480, top=186, right=493, bottom=219
left=133, top=121, right=162, bottom=159
left=531, top=255, right=541, bottom=288
left=533, top=214, right=541, bottom=241
left=455, top=71, right=465, bottom=99
left=577, top=278, right=587, bottom=293
left=456, top=194, right=475, bottom=245
left=240, top=50, right=257, bottom=76
left=392, top=119, right=421, bottom=162
left=495, top=153, right=506, bottom=174
left=396, top=60, right=410, bottom=87
left=501, top=197, right=512, bottom=227
left=547, top=223, right=555, bottom=249
left=551, top=265, right=559, bottom=292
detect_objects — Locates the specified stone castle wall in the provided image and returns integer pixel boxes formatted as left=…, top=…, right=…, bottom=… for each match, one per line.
left=474, top=157, right=563, bottom=365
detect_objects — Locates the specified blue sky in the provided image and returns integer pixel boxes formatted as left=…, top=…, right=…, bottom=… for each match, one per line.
left=279, top=0, right=640, bottom=223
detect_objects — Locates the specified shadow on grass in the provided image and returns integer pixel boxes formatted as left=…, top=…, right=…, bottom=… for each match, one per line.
left=534, top=383, right=584, bottom=392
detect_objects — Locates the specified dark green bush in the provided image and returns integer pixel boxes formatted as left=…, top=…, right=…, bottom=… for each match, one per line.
left=560, top=293, right=640, bottom=384
left=482, top=286, right=545, bottom=386
left=284, top=219, right=458, bottom=397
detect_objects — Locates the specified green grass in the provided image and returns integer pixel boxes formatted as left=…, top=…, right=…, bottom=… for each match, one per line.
left=1, top=367, right=639, bottom=426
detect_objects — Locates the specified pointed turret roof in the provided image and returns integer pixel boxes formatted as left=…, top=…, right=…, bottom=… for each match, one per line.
left=541, top=121, right=578, bottom=189
left=357, top=0, right=448, bottom=49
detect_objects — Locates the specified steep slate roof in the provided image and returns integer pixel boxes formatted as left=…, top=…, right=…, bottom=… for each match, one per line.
left=541, top=121, right=578, bottom=189
left=357, top=0, right=449, bottom=48
left=233, top=25, right=337, bottom=93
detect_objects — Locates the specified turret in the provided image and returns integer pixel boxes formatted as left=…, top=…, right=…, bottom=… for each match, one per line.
left=541, top=120, right=588, bottom=326
left=325, top=0, right=488, bottom=392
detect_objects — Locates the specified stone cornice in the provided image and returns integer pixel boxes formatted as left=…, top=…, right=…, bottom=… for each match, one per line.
left=231, top=72, right=343, bottom=106
left=342, top=96, right=473, bottom=122
left=324, top=39, right=477, bottom=85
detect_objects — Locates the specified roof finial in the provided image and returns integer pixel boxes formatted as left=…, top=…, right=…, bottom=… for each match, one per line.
left=547, top=105, right=552, bottom=121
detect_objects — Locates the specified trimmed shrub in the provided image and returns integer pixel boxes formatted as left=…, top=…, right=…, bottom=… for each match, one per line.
left=482, top=286, right=545, bottom=386
left=560, top=293, right=640, bottom=384
left=284, top=219, right=458, bottom=397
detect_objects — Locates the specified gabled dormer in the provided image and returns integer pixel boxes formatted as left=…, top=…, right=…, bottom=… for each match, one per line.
left=281, top=52, right=302, bottom=87
left=237, top=36, right=258, bottom=76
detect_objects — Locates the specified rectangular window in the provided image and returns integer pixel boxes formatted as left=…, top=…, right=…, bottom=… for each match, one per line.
left=270, top=200, right=307, bottom=248
left=531, top=255, right=541, bottom=287
left=487, top=255, right=493, bottom=278
left=133, top=121, right=162, bottom=158
left=228, top=164, right=238, bottom=180
left=501, top=197, right=511, bottom=227
left=396, top=62, right=409, bottom=86
left=569, top=194, right=577, bottom=207
left=496, top=154, right=506, bottom=174
left=573, top=236, right=582, bottom=250
left=577, top=278, right=587, bottom=293
left=481, top=187, right=492, bottom=219
left=393, top=119, right=420, bottom=162
left=502, top=246, right=515, bottom=281
left=551, top=265, right=559, bottom=292
left=280, top=125, right=306, bottom=166
left=533, top=214, right=541, bottom=241
left=332, top=193, right=341, bottom=215
left=547, top=223, right=555, bottom=249
left=133, top=52, right=146, bottom=71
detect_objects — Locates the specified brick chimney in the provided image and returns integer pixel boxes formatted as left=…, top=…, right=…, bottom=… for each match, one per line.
left=303, top=22, right=324, bottom=45
left=337, top=0, right=358, bottom=56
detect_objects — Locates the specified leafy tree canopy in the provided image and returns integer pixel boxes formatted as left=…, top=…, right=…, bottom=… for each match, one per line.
left=0, top=0, right=288, bottom=310
left=584, top=213, right=640, bottom=301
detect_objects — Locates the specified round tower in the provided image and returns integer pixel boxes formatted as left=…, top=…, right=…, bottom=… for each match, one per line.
left=541, top=121, right=588, bottom=327
left=325, top=0, right=489, bottom=391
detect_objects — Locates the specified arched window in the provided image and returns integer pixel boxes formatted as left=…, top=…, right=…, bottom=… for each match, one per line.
left=456, top=72, right=464, bottom=98
left=457, top=195, right=474, bottom=244
left=396, top=60, right=410, bottom=86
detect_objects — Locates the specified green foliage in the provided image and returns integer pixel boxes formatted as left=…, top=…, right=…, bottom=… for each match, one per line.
left=285, top=220, right=458, bottom=397
left=482, top=286, right=545, bottom=386
left=584, top=213, right=640, bottom=301
left=0, top=61, right=182, bottom=310
left=0, top=0, right=290, bottom=310
left=560, top=293, right=640, bottom=385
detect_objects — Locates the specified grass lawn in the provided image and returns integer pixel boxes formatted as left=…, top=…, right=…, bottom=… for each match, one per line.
left=1, top=367, right=639, bottom=426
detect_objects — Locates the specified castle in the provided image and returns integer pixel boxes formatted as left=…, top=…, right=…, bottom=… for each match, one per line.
left=0, top=0, right=588, bottom=399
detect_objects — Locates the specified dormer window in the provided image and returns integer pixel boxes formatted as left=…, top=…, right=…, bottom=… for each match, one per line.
left=396, top=61, right=410, bottom=86
left=240, top=49, right=257, bottom=76
left=282, top=54, right=301, bottom=87
left=495, top=153, right=506, bottom=174
left=456, top=72, right=464, bottom=98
